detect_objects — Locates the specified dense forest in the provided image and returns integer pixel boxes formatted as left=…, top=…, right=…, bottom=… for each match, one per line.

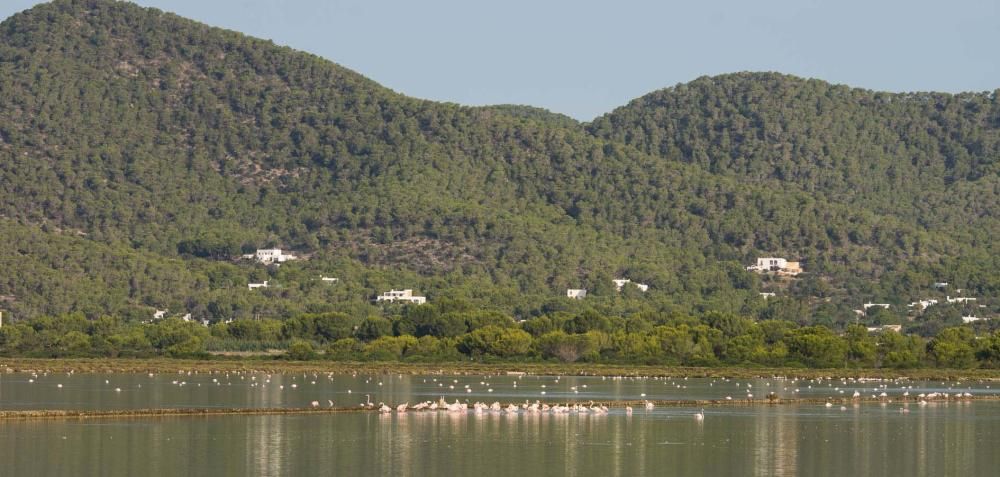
left=0, top=0, right=997, bottom=356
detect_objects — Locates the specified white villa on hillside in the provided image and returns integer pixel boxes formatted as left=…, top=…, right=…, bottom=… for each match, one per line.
left=376, top=289, right=426, bottom=304
left=962, top=316, right=983, bottom=323
left=759, top=292, right=776, bottom=299
left=908, top=299, right=939, bottom=311
left=243, top=249, right=297, bottom=264
left=866, top=324, right=902, bottom=333
left=746, top=257, right=802, bottom=276
left=248, top=280, right=269, bottom=290
left=566, top=289, right=587, bottom=300
left=613, top=279, right=649, bottom=293
left=863, top=302, right=891, bottom=310
left=947, top=296, right=977, bottom=304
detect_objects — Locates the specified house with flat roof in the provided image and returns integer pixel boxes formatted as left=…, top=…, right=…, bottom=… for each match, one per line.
left=613, top=279, right=649, bottom=293
left=242, top=249, right=297, bottom=264
left=747, top=257, right=802, bottom=276
left=908, top=299, right=938, bottom=311
left=866, top=324, right=902, bottom=333
left=566, top=289, right=587, bottom=300
left=248, top=280, right=269, bottom=290
left=947, top=296, right=977, bottom=304
left=376, top=289, right=426, bottom=304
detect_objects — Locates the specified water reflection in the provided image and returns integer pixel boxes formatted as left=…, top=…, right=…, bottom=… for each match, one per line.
left=3, top=402, right=1000, bottom=476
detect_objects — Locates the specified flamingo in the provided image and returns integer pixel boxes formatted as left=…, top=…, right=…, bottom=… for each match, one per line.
left=625, top=406, right=633, bottom=414
left=695, top=409, right=705, bottom=420
left=644, top=401, right=654, bottom=410
left=396, top=402, right=408, bottom=413
left=378, top=402, right=391, bottom=413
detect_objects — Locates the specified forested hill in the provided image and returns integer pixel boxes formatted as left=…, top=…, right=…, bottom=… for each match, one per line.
left=0, top=0, right=996, bottom=333
left=589, top=72, right=999, bottom=234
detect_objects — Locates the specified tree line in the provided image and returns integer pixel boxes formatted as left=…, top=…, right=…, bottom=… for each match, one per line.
left=3, top=307, right=999, bottom=370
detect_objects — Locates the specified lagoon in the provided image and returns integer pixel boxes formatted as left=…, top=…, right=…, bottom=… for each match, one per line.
left=2, top=372, right=999, bottom=476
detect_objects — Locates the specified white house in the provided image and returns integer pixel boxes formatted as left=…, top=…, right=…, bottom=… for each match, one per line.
left=866, top=324, right=902, bottom=333
left=566, top=289, right=587, bottom=300
left=759, top=292, right=776, bottom=299
left=320, top=276, right=339, bottom=283
left=243, top=249, right=297, bottom=264
left=947, top=296, right=977, bottom=304
left=908, top=299, right=939, bottom=311
left=933, top=282, right=949, bottom=288
left=863, top=303, right=891, bottom=310
left=153, top=309, right=167, bottom=320
left=747, top=258, right=785, bottom=271
left=376, top=289, right=426, bottom=305
left=747, top=257, right=802, bottom=276
left=248, top=280, right=269, bottom=290
left=181, top=313, right=192, bottom=322
left=613, top=279, right=650, bottom=293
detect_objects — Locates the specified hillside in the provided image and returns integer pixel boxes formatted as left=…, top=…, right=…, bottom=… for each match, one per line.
left=0, top=0, right=996, bottom=333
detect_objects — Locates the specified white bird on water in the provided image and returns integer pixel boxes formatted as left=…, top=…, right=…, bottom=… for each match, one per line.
left=695, top=409, right=704, bottom=421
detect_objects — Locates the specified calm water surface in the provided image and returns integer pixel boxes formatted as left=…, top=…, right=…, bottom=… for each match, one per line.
left=0, top=372, right=994, bottom=410
left=2, top=373, right=998, bottom=476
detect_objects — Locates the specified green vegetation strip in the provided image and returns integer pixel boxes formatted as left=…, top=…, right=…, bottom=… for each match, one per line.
left=6, top=358, right=1000, bottom=381
left=3, top=395, right=999, bottom=421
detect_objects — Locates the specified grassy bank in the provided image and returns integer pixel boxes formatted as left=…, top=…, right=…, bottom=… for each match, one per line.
left=4, top=358, right=1000, bottom=381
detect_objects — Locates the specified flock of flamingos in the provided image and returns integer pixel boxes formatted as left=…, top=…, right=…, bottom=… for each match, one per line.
left=354, top=395, right=704, bottom=420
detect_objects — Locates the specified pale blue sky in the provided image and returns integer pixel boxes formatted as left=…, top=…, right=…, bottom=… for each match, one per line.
left=2, top=0, right=999, bottom=120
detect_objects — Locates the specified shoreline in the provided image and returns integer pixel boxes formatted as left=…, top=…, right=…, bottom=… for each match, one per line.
left=4, top=358, right=1000, bottom=381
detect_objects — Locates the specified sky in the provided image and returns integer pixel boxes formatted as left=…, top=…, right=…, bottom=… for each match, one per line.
left=1, top=0, right=999, bottom=120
